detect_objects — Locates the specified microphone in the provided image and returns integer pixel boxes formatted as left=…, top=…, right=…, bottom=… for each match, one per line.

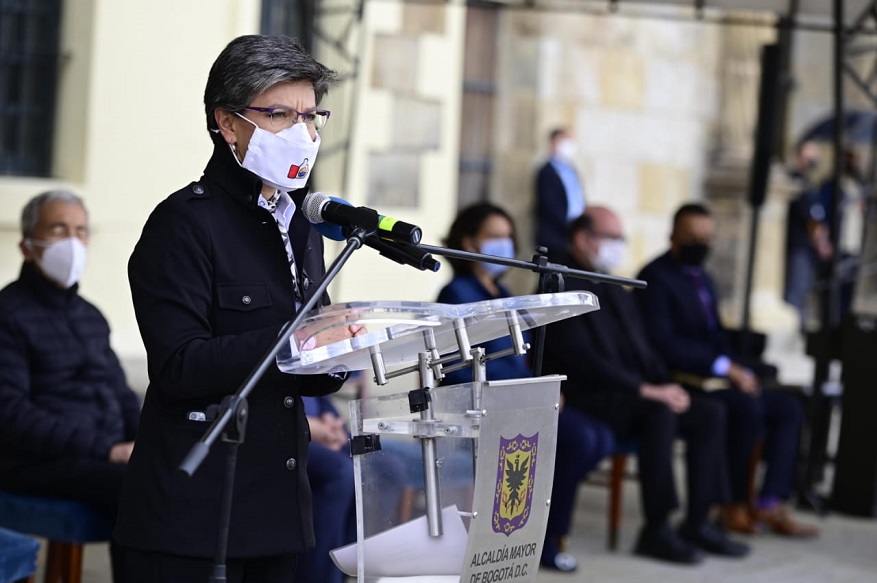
left=303, top=192, right=422, bottom=245
left=363, top=236, right=441, bottom=272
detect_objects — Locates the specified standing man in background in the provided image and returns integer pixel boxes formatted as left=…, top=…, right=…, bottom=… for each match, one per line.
left=535, top=127, right=586, bottom=261
left=783, top=140, right=823, bottom=330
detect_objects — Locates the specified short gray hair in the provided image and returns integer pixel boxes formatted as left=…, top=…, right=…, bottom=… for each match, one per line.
left=21, top=190, right=87, bottom=239
left=204, top=35, right=338, bottom=144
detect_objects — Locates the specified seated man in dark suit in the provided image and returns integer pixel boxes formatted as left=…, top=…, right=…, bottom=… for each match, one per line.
left=635, top=203, right=817, bottom=537
left=542, top=206, right=748, bottom=565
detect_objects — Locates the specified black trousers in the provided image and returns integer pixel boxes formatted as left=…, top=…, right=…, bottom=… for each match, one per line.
left=114, top=546, right=298, bottom=583
left=574, top=392, right=729, bottom=527
left=706, top=388, right=804, bottom=503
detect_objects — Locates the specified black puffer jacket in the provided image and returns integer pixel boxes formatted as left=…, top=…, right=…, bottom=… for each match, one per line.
left=0, top=263, right=140, bottom=471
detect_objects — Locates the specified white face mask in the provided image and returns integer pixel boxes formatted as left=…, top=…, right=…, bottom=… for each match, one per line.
left=556, top=138, right=577, bottom=161
left=231, top=114, right=321, bottom=191
left=28, top=237, right=88, bottom=288
left=592, top=239, right=626, bottom=274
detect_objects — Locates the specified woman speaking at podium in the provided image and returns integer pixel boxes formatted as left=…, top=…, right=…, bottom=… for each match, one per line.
left=114, top=36, right=361, bottom=582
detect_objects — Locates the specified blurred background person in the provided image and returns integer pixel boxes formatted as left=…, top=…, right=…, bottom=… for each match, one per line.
left=437, top=202, right=530, bottom=384
left=811, top=148, right=868, bottom=322
left=0, top=190, right=140, bottom=582
left=636, top=203, right=817, bottom=538
left=534, top=127, right=586, bottom=262
left=784, top=140, right=823, bottom=330
left=543, top=207, right=747, bottom=565
left=437, top=202, right=614, bottom=572
left=298, top=392, right=406, bottom=583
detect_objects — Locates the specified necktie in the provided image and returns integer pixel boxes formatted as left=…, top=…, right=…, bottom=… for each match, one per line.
left=686, top=268, right=716, bottom=330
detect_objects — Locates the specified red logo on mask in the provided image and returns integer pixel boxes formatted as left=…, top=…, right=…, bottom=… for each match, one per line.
left=288, top=158, right=310, bottom=179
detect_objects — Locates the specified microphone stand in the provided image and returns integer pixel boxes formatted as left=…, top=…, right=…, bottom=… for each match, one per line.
left=416, top=243, right=647, bottom=377
left=363, top=235, right=440, bottom=272
left=178, top=227, right=371, bottom=583
left=417, top=243, right=646, bottom=290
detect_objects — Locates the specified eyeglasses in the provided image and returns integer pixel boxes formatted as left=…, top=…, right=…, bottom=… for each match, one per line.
left=241, top=106, right=331, bottom=130
left=589, top=230, right=626, bottom=242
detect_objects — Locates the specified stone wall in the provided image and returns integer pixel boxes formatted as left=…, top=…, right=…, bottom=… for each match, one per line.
left=326, top=1, right=467, bottom=304
left=489, top=10, right=722, bottom=293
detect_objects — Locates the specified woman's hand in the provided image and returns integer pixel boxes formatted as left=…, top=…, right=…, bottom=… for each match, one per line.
left=294, top=320, right=366, bottom=352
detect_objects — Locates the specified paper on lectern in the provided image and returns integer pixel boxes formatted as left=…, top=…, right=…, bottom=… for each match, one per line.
left=330, top=505, right=468, bottom=577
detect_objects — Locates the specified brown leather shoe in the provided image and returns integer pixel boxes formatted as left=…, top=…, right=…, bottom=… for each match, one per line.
left=719, top=503, right=759, bottom=535
left=753, top=505, right=819, bottom=537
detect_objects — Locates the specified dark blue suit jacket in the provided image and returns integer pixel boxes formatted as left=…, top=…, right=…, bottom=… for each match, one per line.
left=634, top=252, right=732, bottom=378
left=535, top=161, right=570, bottom=259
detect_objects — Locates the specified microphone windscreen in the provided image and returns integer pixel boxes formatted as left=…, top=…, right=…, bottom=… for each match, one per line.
left=302, top=191, right=331, bottom=224
left=303, top=193, right=352, bottom=241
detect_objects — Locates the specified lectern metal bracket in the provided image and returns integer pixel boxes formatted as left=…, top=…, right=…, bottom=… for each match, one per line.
left=408, top=387, right=430, bottom=413
left=362, top=417, right=480, bottom=439
left=349, top=434, right=382, bottom=456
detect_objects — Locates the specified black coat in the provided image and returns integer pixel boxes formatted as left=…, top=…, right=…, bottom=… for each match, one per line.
left=0, top=263, right=140, bottom=471
left=535, top=161, right=572, bottom=260
left=634, top=252, right=732, bottom=378
left=114, top=143, right=345, bottom=558
left=541, top=259, right=668, bottom=430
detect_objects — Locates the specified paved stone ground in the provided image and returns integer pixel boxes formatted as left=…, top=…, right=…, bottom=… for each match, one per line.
left=32, top=465, right=877, bottom=582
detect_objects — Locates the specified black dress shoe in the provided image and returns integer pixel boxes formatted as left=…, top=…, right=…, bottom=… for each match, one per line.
left=679, top=521, right=751, bottom=558
left=634, top=524, right=704, bottom=565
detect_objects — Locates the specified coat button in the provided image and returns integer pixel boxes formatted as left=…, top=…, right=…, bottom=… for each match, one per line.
left=283, top=396, right=294, bottom=408
left=192, top=184, right=204, bottom=194
left=242, top=295, right=251, bottom=305
left=286, top=458, right=297, bottom=470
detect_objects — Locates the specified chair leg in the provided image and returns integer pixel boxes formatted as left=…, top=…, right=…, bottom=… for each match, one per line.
left=44, top=541, right=64, bottom=583
left=608, top=454, right=627, bottom=551
left=43, top=541, right=83, bottom=583
left=66, top=544, right=83, bottom=583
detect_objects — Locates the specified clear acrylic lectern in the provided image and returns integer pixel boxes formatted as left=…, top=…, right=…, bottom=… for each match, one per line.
left=280, top=292, right=600, bottom=582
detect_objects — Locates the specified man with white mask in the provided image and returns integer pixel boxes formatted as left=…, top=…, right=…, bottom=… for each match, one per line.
left=534, top=127, right=586, bottom=261
left=541, top=206, right=749, bottom=565
left=0, top=190, right=141, bottom=580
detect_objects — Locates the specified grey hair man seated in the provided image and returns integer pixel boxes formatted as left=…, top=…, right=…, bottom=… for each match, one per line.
left=0, top=190, right=140, bottom=581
